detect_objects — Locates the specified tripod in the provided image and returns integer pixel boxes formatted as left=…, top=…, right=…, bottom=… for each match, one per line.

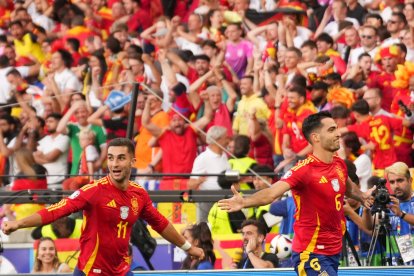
left=366, top=210, right=404, bottom=266
left=341, top=229, right=362, bottom=266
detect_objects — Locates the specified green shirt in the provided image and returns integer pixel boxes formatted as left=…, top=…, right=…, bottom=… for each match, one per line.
left=67, top=123, right=107, bottom=175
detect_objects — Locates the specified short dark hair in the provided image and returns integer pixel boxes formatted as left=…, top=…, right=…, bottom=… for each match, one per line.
left=6, top=68, right=22, bottom=77
left=343, top=131, right=361, bottom=155
left=56, top=49, right=73, bottom=68
left=316, top=33, right=334, bottom=46
left=351, top=99, right=370, bottom=115
left=241, top=75, right=254, bottom=83
left=193, top=54, right=210, bottom=63
left=46, top=112, right=63, bottom=121
left=0, top=114, right=15, bottom=125
left=331, top=105, right=350, bottom=119
left=302, top=111, right=332, bottom=143
left=233, top=135, right=250, bottom=158
left=358, top=52, right=371, bottom=61
left=241, top=219, right=267, bottom=237
left=301, top=40, right=317, bottom=50
left=108, top=138, right=135, bottom=155
left=287, top=47, right=302, bottom=58
left=288, top=85, right=306, bottom=98
left=364, top=13, right=383, bottom=25
left=66, top=38, right=80, bottom=52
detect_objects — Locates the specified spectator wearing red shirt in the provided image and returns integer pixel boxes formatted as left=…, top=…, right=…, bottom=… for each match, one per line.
left=142, top=96, right=213, bottom=190
left=280, top=85, right=317, bottom=171
left=367, top=46, right=400, bottom=112
left=340, top=99, right=404, bottom=170
left=122, top=0, right=152, bottom=34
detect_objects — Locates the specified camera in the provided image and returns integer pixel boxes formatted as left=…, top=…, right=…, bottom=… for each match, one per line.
left=371, top=178, right=391, bottom=215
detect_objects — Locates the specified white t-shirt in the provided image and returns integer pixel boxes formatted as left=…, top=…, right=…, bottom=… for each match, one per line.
left=324, top=18, right=360, bottom=37
left=160, top=73, right=190, bottom=111
left=0, top=256, right=17, bottom=274
left=85, top=144, right=99, bottom=162
left=354, top=153, right=372, bottom=192
left=53, top=68, right=82, bottom=93
left=0, top=66, right=29, bottom=104
left=37, top=134, right=70, bottom=186
left=347, top=46, right=378, bottom=67
left=175, top=31, right=209, bottom=55
left=190, top=147, right=230, bottom=190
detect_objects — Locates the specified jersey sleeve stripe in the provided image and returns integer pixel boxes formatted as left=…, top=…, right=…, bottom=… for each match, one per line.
left=83, top=234, right=100, bottom=275
left=46, top=199, right=68, bottom=212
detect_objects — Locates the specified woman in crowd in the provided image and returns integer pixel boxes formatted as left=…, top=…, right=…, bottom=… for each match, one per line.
left=181, top=222, right=216, bottom=270
left=32, top=237, right=71, bottom=273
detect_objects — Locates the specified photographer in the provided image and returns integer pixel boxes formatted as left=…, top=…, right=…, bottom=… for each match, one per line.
left=386, top=162, right=414, bottom=228
left=362, top=162, right=414, bottom=265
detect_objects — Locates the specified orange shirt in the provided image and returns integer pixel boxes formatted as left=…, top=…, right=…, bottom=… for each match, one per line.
left=135, top=111, right=169, bottom=169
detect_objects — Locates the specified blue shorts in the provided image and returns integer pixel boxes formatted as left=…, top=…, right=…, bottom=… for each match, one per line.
left=292, top=251, right=340, bottom=276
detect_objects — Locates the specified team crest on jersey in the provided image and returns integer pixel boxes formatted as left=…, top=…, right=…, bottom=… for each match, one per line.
left=331, top=179, right=340, bottom=192
left=69, top=190, right=80, bottom=199
left=131, top=197, right=139, bottom=215
left=120, top=206, right=129, bottom=220
left=281, top=170, right=292, bottom=180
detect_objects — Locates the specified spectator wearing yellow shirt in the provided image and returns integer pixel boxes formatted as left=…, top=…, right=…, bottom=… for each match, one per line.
left=8, top=20, right=45, bottom=63
left=233, top=75, right=270, bottom=135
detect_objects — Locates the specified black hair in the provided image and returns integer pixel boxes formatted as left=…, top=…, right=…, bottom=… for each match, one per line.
left=193, top=54, right=210, bottom=63
left=358, top=52, right=371, bottom=61
left=301, top=40, right=317, bottom=50
left=302, top=111, right=332, bottom=143
left=392, top=12, right=407, bottom=26
left=106, top=35, right=122, bottom=55
left=331, top=105, right=350, bottom=119
left=8, top=20, right=23, bottom=29
left=0, top=114, right=16, bottom=125
left=6, top=68, right=22, bottom=77
left=108, top=138, right=135, bottom=155
left=0, top=55, right=10, bottom=68
left=351, top=99, right=370, bottom=115
left=316, top=33, right=334, bottom=46
left=181, top=222, right=216, bottom=269
left=343, top=131, right=361, bottom=156
left=241, top=219, right=267, bottom=237
left=201, top=39, right=218, bottom=49
left=344, top=159, right=359, bottom=185
left=56, top=49, right=73, bottom=68
left=66, top=38, right=80, bottom=52
left=288, top=85, right=306, bottom=98
left=241, top=75, right=254, bottom=83
left=233, top=135, right=251, bottom=158
left=46, top=112, right=63, bottom=121
left=364, top=13, right=384, bottom=25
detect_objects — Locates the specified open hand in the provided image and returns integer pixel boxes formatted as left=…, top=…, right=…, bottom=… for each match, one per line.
left=217, top=185, right=244, bottom=212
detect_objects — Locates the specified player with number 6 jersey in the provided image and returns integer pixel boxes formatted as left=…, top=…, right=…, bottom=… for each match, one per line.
left=281, top=154, right=347, bottom=255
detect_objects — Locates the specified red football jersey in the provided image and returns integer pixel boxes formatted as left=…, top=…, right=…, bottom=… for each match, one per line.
left=281, top=155, right=347, bottom=255
left=38, top=177, right=169, bottom=276
left=347, top=115, right=400, bottom=169
left=281, top=102, right=316, bottom=153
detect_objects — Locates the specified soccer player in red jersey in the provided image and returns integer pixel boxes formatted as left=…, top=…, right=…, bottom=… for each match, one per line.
left=218, top=111, right=374, bottom=275
left=1, top=138, right=204, bottom=275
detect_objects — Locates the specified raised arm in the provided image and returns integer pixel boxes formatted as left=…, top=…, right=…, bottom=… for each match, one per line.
left=142, top=95, right=163, bottom=138
left=87, top=105, right=109, bottom=126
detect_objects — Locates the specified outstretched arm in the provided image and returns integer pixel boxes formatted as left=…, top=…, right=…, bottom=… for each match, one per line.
left=2, top=213, right=43, bottom=235
left=345, top=177, right=375, bottom=208
left=160, top=223, right=205, bottom=259
left=218, top=181, right=290, bottom=212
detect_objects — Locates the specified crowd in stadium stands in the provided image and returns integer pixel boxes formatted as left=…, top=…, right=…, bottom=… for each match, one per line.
left=2, top=0, right=414, bottom=271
